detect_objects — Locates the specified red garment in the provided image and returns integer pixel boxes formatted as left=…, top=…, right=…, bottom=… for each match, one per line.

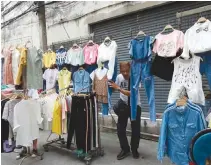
left=189, top=162, right=195, bottom=165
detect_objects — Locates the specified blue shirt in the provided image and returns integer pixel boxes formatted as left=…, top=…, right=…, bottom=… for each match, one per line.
left=158, top=104, right=206, bottom=165
left=73, top=69, right=90, bottom=93
left=129, top=36, right=154, bottom=61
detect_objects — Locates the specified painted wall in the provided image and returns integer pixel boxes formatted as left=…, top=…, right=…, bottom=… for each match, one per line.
left=1, top=1, right=166, bottom=48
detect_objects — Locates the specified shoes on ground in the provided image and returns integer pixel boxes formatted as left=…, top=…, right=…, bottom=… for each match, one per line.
left=117, top=150, right=130, bottom=160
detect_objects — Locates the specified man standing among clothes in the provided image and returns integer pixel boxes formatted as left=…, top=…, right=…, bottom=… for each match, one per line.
left=109, top=61, right=142, bottom=160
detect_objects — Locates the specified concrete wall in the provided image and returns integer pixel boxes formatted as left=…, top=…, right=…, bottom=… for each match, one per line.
left=1, top=1, right=167, bottom=48
left=1, top=1, right=40, bottom=48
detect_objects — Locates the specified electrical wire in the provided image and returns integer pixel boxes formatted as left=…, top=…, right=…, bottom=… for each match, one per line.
left=1, top=1, right=56, bottom=29
left=2, top=1, right=23, bottom=16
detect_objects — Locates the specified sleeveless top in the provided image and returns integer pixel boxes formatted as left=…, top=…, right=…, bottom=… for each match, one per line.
left=168, top=56, right=205, bottom=105
left=93, top=71, right=108, bottom=103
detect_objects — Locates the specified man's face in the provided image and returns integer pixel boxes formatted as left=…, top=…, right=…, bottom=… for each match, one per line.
left=120, top=64, right=130, bottom=80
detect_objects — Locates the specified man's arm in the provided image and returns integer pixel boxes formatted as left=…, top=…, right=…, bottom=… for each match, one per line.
left=109, top=81, right=130, bottom=96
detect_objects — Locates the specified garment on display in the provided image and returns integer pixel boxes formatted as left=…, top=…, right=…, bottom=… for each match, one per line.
left=72, top=68, right=90, bottom=93
left=65, top=45, right=84, bottom=66
left=129, top=36, right=156, bottom=122
left=56, top=47, right=67, bottom=70
left=168, top=56, right=205, bottom=106
left=83, top=41, right=99, bottom=65
left=43, top=68, right=59, bottom=90
left=157, top=99, right=207, bottom=165
left=43, top=50, right=56, bottom=69
left=26, top=47, right=43, bottom=89
left=57, top=68, right=71, bottom=94
left=181, top=18, right=211, bottom=59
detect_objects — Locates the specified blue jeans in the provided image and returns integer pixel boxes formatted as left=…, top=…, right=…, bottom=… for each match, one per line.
left=102, top=56, right=118, bottom=115
left=130, top=60, right=156, bottom=121
left=85, top=64, right=98, bottom=74
left=197, top=52, right=211, bottom=90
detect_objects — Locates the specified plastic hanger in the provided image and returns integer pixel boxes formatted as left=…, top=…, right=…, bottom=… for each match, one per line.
left=72, top=43, right=79, bottom=49
left=161, top=24, right=174, bottom=33
left=136, top=30, right=146, bottom=37
left=88, top=40, right=94, bottom=46
left=60, top=45, right=64, bottom=49
left=197, top=16, right=207, bottom=23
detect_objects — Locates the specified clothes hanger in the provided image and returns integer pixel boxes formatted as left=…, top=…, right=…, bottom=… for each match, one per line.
left=25, top=40, right=32, bottom=48
left=197, top=16, right=207, bottom=23
left=161, top=24, right=174, bottom=34
left=88, top=40, right=94, bottom=46
left=60, top=45, right=64, bottom=49
left=136, top=30, right=146, bottom=37
left=72, top=43, right=79, bottom=49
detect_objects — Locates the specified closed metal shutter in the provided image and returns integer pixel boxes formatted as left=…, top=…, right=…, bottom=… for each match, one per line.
left=90, top=1, right=211, bottom=113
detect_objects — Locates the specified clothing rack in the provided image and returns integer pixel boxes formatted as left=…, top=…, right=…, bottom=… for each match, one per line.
left=1, top=89, right=44, bottom=165
left=42, top=85, right=104, bottom=165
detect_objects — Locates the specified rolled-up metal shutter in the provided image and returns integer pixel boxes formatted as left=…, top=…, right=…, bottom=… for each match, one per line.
left=90, top=1, right=211, bottom=113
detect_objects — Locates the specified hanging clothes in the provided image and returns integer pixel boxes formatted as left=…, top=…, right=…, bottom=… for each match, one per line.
left=38, top=93, right=58, bottom=131
left=168, top=56, right=205, bottom=106
left=11, top=49, right=21, bottom=84
left=3, top=49, right=13, bottom=85
left=91, top=68, right=108, bottom=103
left=2, top=99, right=21, bottom=129
left=72, top=69, right=90, bottom=93
left=129, top=36, right=156, bottom=122
left=195, top=51, right=211, bottom=91
left=97, top=40, right=117, bottom=80
left=15, top=47, right=27, bottom=86
left=26, top=48, right=43, bottom=89
left=13, top=100, right=43, bottom=147
left=83, top=43, right=99, bottom=65
left=65, top=47, right=84, bottom=66
left=151, top=29, right=184, bottom=81
left=42, top=51, right=56, bottom=68
left=57, top=69, right=71, bottom=94
left=1, top=55, right=4, bottom=84
left=181, top=19, right=211, bottom=60
left=43, top=51, right=56, bottom=68
left=56, top=48, right=67, bottom=70
left=67, top=94, right=99, bottom=153
left=43, top=68, right=59, bottom=90
left=52, top=98, right=62, bottom=135
left=1, top=99, right=10, bottom=153
left=157, top=100, right=206, bottom=165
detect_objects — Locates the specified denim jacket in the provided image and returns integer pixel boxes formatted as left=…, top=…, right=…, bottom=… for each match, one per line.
left=157, top=104, right=206, bottom=165
left=73, top=69, right=90, bottom=93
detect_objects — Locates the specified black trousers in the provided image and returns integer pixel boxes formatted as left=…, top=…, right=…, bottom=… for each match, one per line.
left=67, top=96, right=87, bottom=152
left=117, top=102, right=141, bottom=152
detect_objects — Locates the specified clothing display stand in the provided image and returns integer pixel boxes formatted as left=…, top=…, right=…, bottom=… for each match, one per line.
left=6, top=90, right=45, bottom=165
left=17, top=147, right=44, bottom=165
left=43, top=85, right=104, bottom=165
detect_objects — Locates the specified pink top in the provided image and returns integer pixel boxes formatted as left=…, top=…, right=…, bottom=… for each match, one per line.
left=83, top=44, right=99, bottom=65
left=3, top=49, right=13, bottom=84
left=153, top=29, right=184, bottom=57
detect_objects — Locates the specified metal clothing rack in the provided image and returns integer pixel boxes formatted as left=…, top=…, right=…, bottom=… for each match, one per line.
left=1, top=89, right=44, bottom=165
left=42, top=84, right=104, bottom=165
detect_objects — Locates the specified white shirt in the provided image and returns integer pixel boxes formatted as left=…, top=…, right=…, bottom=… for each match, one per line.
left=97, top=41, right=117, bottom=80
left=12, top=49, right=20, bottom=83
left=116, top=74, right=141, bottom=105
left=38, top=93, right=58, bottom=130
left=13, top=100, right=43, bottom=147
left=90, top=68, right=108, bottom=80
left=43, top=68, right=59, bottom=90
left=181, top=20, right=211, bottom=59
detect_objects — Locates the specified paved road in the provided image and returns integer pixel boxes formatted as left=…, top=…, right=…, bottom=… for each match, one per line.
left=1, top=131, right=171, bottom=165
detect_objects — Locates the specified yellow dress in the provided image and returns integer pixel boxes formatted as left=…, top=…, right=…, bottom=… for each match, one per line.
left=15, top=48, right=27, bottom=85
left=52, top=99, right=62, bottom=135
left=42, top=52, right=56, bottom=68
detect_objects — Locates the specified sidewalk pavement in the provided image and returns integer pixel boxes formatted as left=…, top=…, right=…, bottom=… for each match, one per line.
left=1, top=131, right=171, bottom=165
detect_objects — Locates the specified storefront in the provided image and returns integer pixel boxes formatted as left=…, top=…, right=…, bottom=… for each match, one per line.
left=89, top=1, right=211, bottom=113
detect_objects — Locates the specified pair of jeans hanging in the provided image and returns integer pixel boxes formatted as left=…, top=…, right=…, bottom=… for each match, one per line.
left=130, top=59, right=156, bottom=121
